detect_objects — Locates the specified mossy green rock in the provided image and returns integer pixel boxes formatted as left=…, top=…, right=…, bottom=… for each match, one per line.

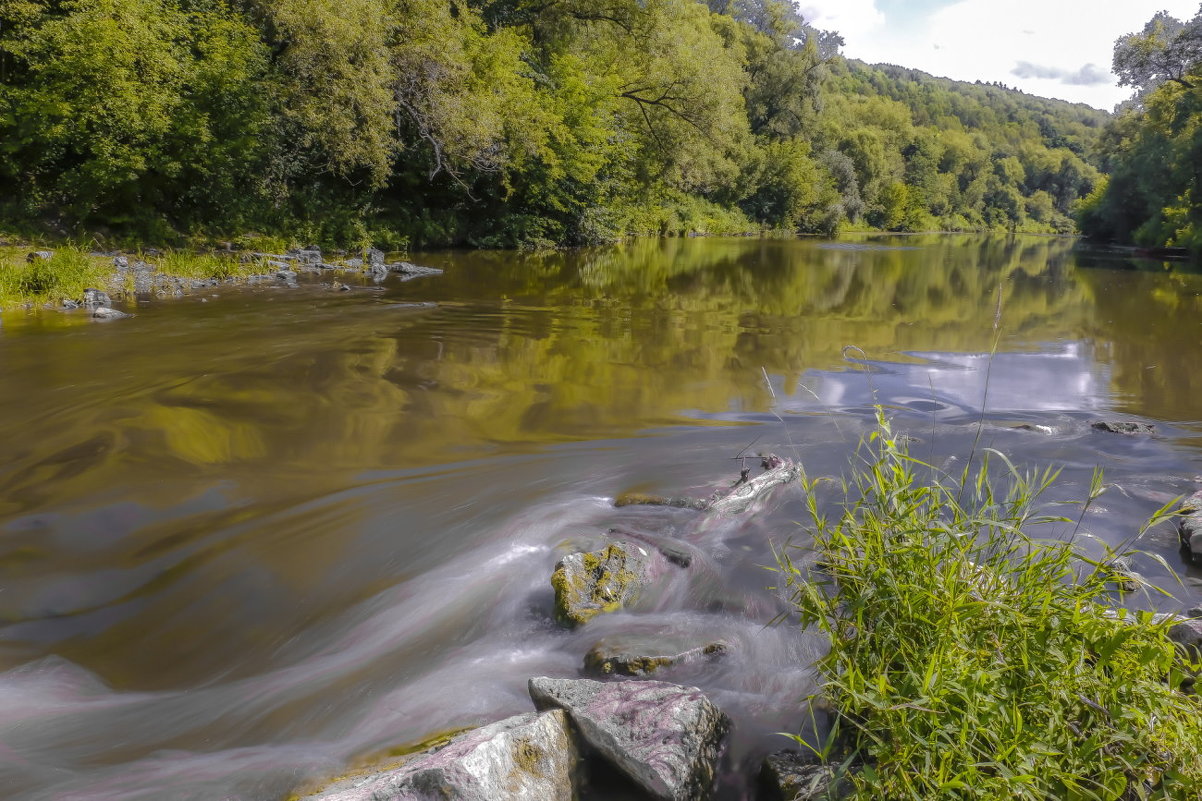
left=551, top=542, right=651, bottom=627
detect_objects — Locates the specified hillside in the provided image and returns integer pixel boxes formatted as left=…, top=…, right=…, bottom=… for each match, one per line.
left=0, top=0, right=1112, bottom=248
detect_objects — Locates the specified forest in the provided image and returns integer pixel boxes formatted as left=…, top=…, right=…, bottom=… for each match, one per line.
left=1078, top=6, right=1202, bottom=257
left=0, top=0, right=1115, bottom=249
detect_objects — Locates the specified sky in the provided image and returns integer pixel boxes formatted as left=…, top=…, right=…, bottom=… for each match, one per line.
left=796, top=0, right=1202, bottom=110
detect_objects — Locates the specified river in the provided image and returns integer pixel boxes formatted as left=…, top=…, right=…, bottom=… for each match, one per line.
left=0, top=234, right=1200, bottom=800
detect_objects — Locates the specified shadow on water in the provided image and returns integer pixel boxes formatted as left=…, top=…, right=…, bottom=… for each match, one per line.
left=0, top=233, right=1201, bottom=799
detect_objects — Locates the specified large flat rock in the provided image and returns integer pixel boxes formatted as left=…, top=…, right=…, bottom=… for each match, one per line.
left=300, top=710, right=576, bottom=801
left=528, top=676, right=729, bottom=801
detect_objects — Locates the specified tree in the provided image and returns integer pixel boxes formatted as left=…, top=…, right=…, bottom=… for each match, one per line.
left=1113, top=9, right=1202, bottom=96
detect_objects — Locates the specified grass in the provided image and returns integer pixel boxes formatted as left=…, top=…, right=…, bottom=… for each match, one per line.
left=777, top=410, right=1202, bottom=800
left=147, top=250, right=256, bottom=280
left=0, top=246, right=110, bottom=307
left=0, top=242, right=338, bottom=309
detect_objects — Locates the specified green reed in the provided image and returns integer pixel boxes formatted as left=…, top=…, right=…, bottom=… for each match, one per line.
left=0, top=246, right=108, bottom=307
left=777, top=410, right=1202, bottom=800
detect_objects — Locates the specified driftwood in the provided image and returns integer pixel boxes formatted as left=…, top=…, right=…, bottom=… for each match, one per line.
left=614, top=454, right=801, bottom=516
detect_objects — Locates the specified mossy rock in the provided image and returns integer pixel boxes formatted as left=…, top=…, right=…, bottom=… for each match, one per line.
left=551, top=542, right=651, bottom=627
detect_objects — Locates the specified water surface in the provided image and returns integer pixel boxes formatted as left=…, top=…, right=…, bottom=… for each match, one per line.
left=1, top=234, right=1201, bottom=800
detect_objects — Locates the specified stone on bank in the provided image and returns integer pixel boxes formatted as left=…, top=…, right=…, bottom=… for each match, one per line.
left=299, top=710, right=577, bottom=801
left=529, top=676, right=729, bottom=801
left=759, top=750, right=850, bottom=801
left=1179, top=490, right=1202, bottom=565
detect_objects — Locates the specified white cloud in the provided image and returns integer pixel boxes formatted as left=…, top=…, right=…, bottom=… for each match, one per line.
left=798, top=0, right=1202, bottom=109
left=797, top=0, right=885, bottom=42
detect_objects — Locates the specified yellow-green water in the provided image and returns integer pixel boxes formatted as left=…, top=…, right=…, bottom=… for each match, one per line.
left=0, top=234, right=1200, bottom=800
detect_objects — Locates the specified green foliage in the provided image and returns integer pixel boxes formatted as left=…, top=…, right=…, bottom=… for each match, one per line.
left=0, top=247, right=108, bottom=305
left=1113, top=11, right=1202, bottom=97
left=816, top=61, right=1105, bottom=233
left=0, top=0, right=1108, bottom=246
left=778, top=413, right=1202, bottom=800
left=1079, top=8, right=1202, bottom=256
left=0, top=0, right=272, bottom=229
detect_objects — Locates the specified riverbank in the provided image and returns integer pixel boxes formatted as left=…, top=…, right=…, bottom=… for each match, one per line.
left=284, top=415, right=1202, bottom=800
left=0, top=243, right=443, bottom=311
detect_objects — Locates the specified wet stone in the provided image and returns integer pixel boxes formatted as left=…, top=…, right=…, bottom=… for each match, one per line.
left=1168, top=616, right=1202, bottom=659
left=389, top=261, right=444, bottom=280
left=1180, top=491, right=1202, bottom=565
left=82, top=288, right=110, bottom=307
left=529, top=676, right=729, bottom=801
left=551, top=542, right=652, bottom=627
left=92, top=307, right=129, bottom=320
left=299, top=710, right=577, bottom=801
left=583, top=634, right=728, bottom=677
left=760, top=750, right=849, bottom=801
left=1091, top=420, right=1156, bottom=435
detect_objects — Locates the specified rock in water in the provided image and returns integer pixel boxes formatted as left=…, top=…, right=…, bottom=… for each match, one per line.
left=528, top=676, right=729, bottom=801
left=1091, top=420, right=1155, bottom=435
left=1180, top=490, right=1202, bottom=565
left=551, top=542, right=651, bottom=627
left=389, top=262, right=445, bottom=280
left=760, top=750, right=848, bottom=801
left=299, top=711, right=577, bottom=801
left=82, top=288, right=110, bottom=307
left=92, top=307, right=129, bottom=320
left=1168, top=614, right=1202, bottom=659
left=583, top=634, right=728, bottom=676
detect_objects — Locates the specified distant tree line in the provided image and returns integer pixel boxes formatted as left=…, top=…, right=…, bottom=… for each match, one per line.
left=1077, top=6, right=1202, bottom=257
left=0, top=0, right=1110, bottom=248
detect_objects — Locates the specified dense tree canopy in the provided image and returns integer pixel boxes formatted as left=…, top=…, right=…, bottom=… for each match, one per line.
left=0, top=0, right=1112, bottom=247
left=1078, top=5, right=1202, bottom=257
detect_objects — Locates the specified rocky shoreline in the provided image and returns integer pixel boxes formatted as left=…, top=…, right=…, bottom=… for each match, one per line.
left=7, top=246, right=444, bottom=317
left=288, top=442, right=1202, bottom=801
left=291, top=456, right=821, bottom=801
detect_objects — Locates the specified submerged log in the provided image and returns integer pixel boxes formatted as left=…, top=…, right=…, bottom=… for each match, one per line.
left=615, top=454, right=801, bottom=516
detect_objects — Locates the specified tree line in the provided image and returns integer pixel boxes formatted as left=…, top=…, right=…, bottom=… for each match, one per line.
left=1077, top=6, right=1202, bottom=257
left=0, top=0, right=1111, bottom=248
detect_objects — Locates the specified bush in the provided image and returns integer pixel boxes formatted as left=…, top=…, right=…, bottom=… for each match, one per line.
left=777, top=411, right=1202, bottom=800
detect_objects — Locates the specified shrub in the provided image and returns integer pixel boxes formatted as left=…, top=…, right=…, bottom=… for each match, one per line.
left=777, top=411, right=1202, bottom=800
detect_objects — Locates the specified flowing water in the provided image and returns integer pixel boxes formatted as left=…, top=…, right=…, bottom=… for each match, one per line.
left=1, top=234, right=1201, bottom=800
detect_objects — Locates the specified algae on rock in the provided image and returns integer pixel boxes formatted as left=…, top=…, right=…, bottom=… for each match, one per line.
left=551, top=542, right=651, bottom=627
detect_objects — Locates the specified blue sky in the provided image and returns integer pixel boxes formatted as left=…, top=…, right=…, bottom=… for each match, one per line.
left=797, top=0, right=1201, bottom=109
